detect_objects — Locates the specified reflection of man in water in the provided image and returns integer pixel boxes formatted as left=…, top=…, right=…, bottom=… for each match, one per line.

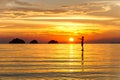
left=81, top=36, right=84, bottom=72
left=81, top=36, right=84, bottom=51
left=81, top=49, right=84, bottom=72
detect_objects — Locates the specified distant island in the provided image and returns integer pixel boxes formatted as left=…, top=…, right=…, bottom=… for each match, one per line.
left=30, top=40, right=38, bottom=44
left=9, top=38, right=25, bottom=44
left=48, top=40, right=58, bottom=44
left=9, top=38, right=59, bottom=44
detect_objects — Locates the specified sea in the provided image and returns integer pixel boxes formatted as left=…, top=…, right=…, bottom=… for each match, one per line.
left=0, top=44, right=119, bottom=80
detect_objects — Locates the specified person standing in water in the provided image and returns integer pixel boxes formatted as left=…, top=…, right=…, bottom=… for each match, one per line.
left=81, top=36, right=84, bottom=51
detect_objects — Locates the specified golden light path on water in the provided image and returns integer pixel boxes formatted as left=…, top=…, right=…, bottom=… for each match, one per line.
left=0, top=44, right=119, bottom=79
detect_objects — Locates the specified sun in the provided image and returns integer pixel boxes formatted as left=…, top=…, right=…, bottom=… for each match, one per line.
left=69, top=37, right=74, bottom=42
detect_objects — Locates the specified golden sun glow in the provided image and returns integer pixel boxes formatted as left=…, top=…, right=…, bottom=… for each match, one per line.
left=69, top=37, right=74, bottom=42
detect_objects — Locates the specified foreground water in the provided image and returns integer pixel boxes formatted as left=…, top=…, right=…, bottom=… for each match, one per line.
left=0, top=44, right=119, bottom=80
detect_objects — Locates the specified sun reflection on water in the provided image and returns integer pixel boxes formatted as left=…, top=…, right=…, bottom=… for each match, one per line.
left=0, top=44, right=119, bottom=79
left=69, top=44, right=74, bottom=60
left=69, top=44, right=85, bottom=72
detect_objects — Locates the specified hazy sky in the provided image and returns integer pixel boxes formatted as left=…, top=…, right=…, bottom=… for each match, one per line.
left=0, top=0, right=120, bottom=43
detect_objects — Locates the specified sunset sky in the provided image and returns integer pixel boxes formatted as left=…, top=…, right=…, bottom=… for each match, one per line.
left=0, top=0, right=120, bottom=43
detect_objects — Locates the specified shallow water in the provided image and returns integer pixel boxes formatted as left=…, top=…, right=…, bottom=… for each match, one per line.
left=0, top=44, right=119, bottom=80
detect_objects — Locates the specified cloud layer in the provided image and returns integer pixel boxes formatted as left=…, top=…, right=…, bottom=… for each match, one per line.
left=0, top=0, right=120, bottom=43
left=0, top=0, right=120, bottom=18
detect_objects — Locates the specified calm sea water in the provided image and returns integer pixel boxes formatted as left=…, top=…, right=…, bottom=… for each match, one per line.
left=0, top=44, right=119, bottom=80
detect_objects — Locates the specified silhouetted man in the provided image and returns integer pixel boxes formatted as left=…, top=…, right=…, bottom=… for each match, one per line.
left=81, top=36, right=84, bottom=51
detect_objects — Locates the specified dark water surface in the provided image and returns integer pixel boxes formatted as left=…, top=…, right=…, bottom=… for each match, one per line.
left=0, top=44, right=119, bottom=80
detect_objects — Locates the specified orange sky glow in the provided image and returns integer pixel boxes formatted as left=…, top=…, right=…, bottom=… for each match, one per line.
left=0, top=0, right=120, bottom=43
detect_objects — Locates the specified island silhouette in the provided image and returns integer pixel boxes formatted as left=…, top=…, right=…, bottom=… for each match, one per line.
left=9, top=38, right=59, bottom=44
left=9, top=38, right=25, bottom=44
left=48, top=40, right=58, bottom=44
left=30, top=40, right=38, bottom=44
